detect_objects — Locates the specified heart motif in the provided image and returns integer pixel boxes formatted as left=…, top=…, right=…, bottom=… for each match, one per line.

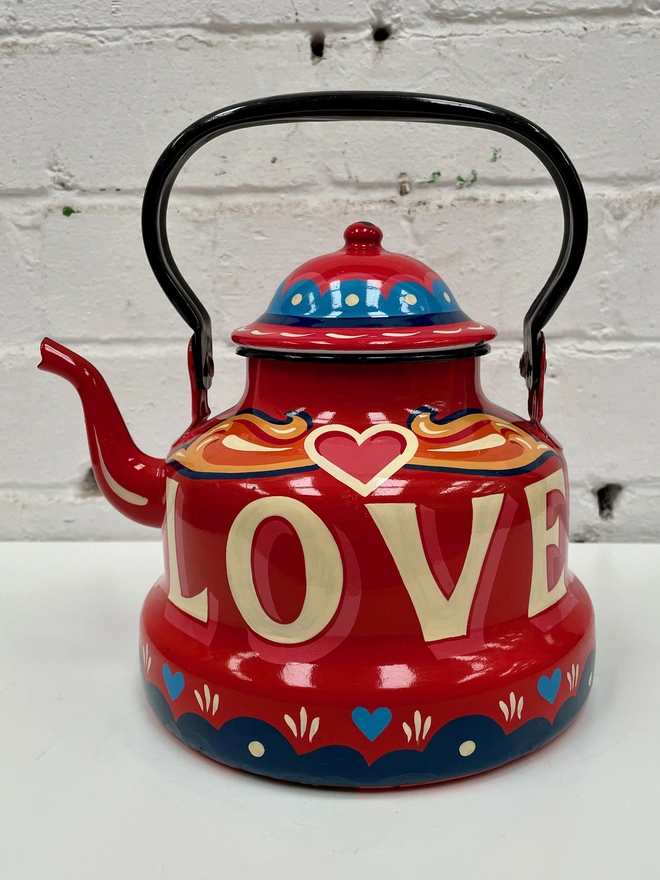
left=162, top=663, right=185, bottom=700
left=537, top=668, right=562, bottom=704
left=304, top=424, right=418, bottom=496
left=351, top=707, right=393, bottom=741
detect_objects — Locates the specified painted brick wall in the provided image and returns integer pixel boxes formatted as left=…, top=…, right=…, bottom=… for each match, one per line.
left=1, top=0, right=658, bottom=540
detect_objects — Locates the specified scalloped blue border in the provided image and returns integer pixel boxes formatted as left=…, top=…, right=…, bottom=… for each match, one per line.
left=143, top=651, right=594, bottom=788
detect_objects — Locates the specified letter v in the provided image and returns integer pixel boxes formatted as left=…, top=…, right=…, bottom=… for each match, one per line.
left=367, top=494, right=505, bottom=642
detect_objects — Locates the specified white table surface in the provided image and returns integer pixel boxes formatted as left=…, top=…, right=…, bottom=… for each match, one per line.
left=0, top=541, right=655, bottom=879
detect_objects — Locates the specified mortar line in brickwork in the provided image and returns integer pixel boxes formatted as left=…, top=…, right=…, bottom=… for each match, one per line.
left=405, top=11, right=660, bottom=34
left=0, top=21, right=369, bottom=40
left=0, top=184, right=571, bottom=199
left=0, top=340, right=191, bottom=359
left=493, top=334, right=660, bottom=346
left=0, top=10, right=657, bottom=45
left=492, top=340, right=660, bottom=353
left=2, top=178, right=660, bottom=204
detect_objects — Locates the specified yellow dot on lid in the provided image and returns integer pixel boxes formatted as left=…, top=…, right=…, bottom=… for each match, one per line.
left=248, top=740, right=265, bottom=757
left=345, top=294, right=360, bottom=306
left=291, top=293, right=303, bottom=306
left=405, top=293, right=417, bottom=305
left=459, top=740, right=476, bottom=757
left=443, top=291, right=452, bottom=302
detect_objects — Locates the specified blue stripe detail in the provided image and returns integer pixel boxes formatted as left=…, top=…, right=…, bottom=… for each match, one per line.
left=234, top=407, right=314, bottom=429
left=255, top=309, right=469, bottom=329
left=406, top=406, right=492, bottom=429
left=169, top=461, right=319, bottom=481
left=404, top=449, right=558, bottom=477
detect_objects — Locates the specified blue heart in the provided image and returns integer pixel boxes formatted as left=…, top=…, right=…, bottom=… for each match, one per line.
left=537, top=668, right=562, bottom=704
left=162, top=664, right=185, bottom=700
left=351, top=707, right=392, bottom=741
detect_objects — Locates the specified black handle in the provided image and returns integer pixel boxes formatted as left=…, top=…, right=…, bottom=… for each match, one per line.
left=142, top=91, right=588, bottom=415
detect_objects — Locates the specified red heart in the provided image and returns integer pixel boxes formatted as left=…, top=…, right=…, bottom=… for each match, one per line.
left=305, top=424, right=419, bottom=496
left=315, top=431, right=407, bottom=484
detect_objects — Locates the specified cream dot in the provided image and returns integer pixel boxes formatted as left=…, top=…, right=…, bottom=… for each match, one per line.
left=588, top=673, right=593, bottom=687
left=291, top=293, right=303, bottom=306
left=405, top=293, right=417, bottom=306
left=443, top=291, right=452, bottom=302
left=248, top=740, right=265, bottom=757
left=345, top=294, right=359, bottom=307
left=459, top=740, right=476, bottom=757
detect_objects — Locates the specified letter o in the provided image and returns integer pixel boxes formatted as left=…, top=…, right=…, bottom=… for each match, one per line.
left=226, top=496, right=344, bottom=644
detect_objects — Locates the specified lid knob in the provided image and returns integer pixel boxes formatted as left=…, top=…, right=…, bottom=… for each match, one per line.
left=343, top=221, right=383, bottom=250
left=232, top=219, right=497, bottom=356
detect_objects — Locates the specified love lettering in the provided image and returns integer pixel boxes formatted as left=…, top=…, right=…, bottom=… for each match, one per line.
left=165, top=469, right=568, bottom=643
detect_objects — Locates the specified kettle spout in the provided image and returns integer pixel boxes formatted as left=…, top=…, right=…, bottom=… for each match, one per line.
left=39, top=338, right=166, bottom=528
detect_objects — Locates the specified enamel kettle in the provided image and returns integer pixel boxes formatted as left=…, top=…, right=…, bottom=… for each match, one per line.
left=40, top=92, right=595, bottom=787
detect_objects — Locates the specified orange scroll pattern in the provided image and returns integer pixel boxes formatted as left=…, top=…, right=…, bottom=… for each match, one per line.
left=168, top=407, right=556, bottom=480
left=168, top=409, right=315, bottom=479
left=406, top=408, right=556, bottom=475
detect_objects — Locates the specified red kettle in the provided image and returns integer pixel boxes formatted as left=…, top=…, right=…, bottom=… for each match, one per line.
left=40, top=92, right=594, bottom=787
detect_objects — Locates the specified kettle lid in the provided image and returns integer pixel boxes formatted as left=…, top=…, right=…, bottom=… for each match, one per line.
left=232, top=221, right=496, bottom=356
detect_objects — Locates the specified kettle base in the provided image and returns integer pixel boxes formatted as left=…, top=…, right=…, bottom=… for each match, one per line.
left=140, top=579, right=595, bottom=789
left=142, top=652, right=594, bottom=788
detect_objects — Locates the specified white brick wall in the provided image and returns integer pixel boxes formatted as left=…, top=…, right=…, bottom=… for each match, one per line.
left=1, top=0, right=658, bottom=540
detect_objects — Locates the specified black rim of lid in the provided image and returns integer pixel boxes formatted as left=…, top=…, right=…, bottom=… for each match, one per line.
left=236, top=341, right=491, bottom=363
